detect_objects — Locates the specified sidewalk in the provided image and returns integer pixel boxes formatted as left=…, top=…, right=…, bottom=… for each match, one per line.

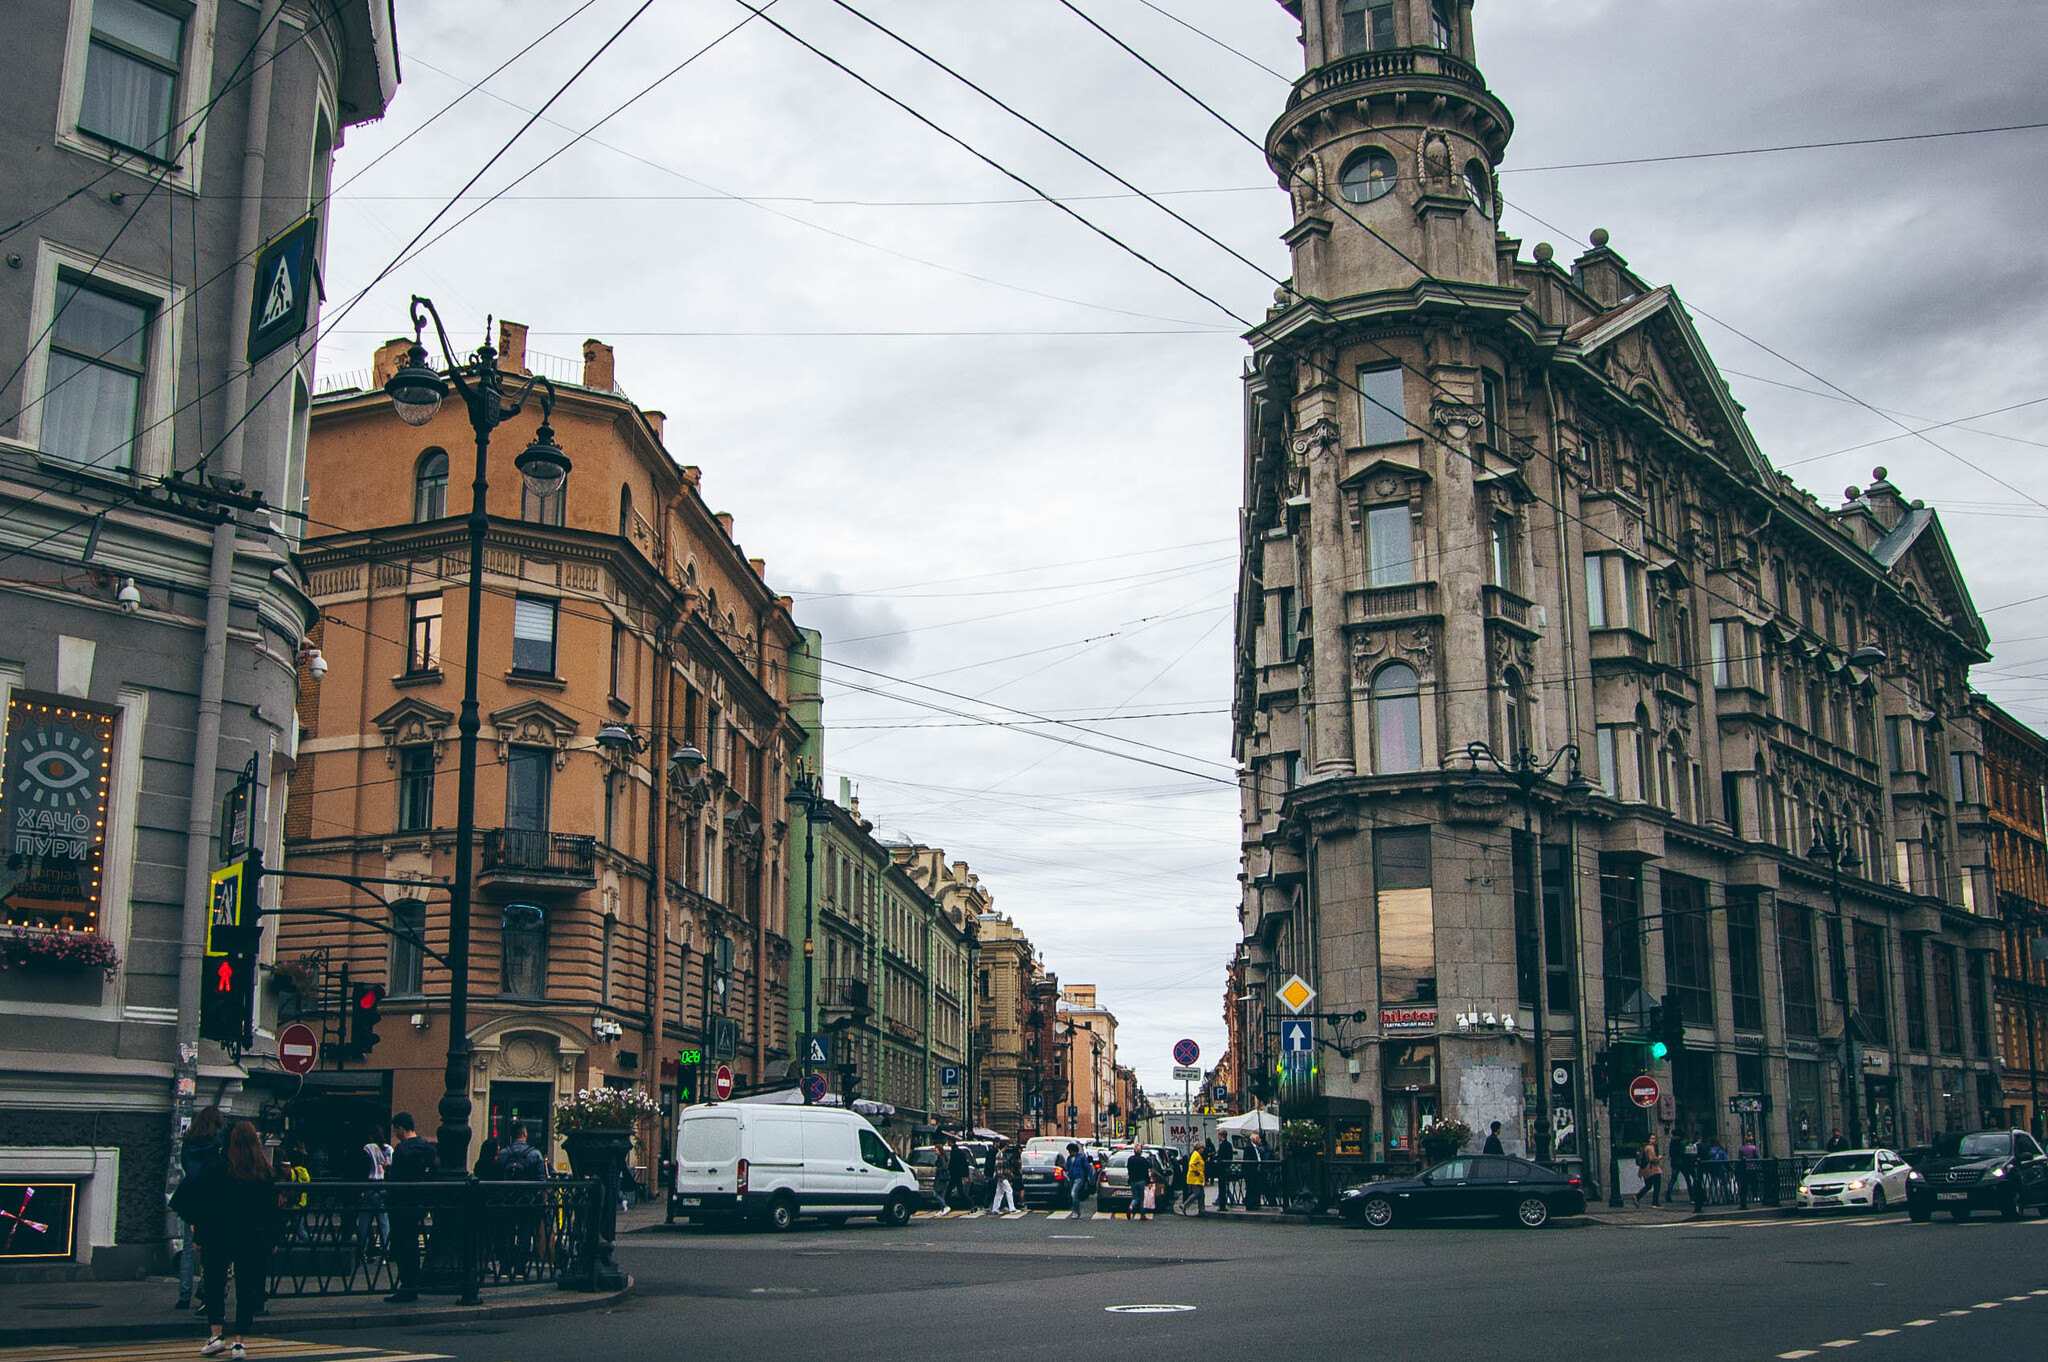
left=0, top=1273, right=631, bottom=1348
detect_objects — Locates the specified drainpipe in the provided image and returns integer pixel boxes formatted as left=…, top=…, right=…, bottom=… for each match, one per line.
left=167, top=0, right=282, bottom=1250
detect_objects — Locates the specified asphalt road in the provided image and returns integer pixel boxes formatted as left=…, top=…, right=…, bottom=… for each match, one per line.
left=329, top=1209, right=2048, bottom=1362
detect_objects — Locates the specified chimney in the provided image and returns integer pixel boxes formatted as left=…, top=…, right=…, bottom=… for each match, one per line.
left=497, top=320, right=529, bottom=374
left=679, top=465, right=701, bottom=489
left=714, top=512, right=734, bottom=539
left=749, top=557, right=766, bottom=581
left=952, top=860, right=968, bottom=882
left=839, top=776, right=852, bottom=805
left=373, top=337, right=413, bottom=389
left=642, top=409, right=665, bottom=440
left=582, top=338, right=615, bottom=391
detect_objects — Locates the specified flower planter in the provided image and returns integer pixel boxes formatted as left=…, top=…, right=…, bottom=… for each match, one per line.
left=562, top=1128, right=630, bottom=1290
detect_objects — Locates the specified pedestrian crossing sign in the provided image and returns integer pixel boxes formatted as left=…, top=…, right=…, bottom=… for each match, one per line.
left=245, top=215, right=319, bottom=364
left=806, top=1035, right=830, bottom=1065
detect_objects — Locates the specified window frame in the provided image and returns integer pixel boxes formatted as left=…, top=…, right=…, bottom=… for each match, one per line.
left=389, top=898, right=426, bottom=998
left=1363, top=500, right=1415, bottom=587
left=1338, top=147, right=1399, bottom=205
left=414, top=449, right=450, bottom=522
left=396, top=743, right=435, bottom=833
left=1339, top=0, right=1398, bottom=54
left=7, top=244, right=183, bottom=474
left=406, top=594, right=443, bottom=676
left=76, top=0, right=187, bottom=161
left=1356, top=364, right=1408, bottom=445
left=1371, top=660, right=1423, bottom=774
left=511, top=595, right=559, bottom=677
left=500, top=903, right=548, bottom=1000
left=56, top=0, right=217, bottom=192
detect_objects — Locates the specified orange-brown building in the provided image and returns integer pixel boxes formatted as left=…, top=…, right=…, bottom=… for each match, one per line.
left=1978, top=696, right=2048, bottom=1135
left=280, top=322, right=803, bottom=1176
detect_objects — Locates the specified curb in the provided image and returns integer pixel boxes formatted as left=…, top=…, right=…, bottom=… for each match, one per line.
left=7, top=1278, right=633, bottom=1348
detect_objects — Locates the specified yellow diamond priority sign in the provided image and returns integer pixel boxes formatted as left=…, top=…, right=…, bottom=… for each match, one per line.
left=1277, top=974, right=1316, bottom=1015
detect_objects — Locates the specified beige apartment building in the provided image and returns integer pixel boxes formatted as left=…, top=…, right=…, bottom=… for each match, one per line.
left=1058, top=985, right=1120, bottom=1141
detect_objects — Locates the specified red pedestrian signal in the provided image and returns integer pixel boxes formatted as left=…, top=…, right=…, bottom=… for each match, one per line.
left=345, top=983, right=385, bottom=1060
left=199, top=927, right=257, bottom=1049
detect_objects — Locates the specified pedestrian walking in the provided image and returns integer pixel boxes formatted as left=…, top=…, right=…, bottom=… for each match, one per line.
left=355, top=1125, right=391, bottom=1260
left=171, top=1106, right=225, bottom=1311
left=1826, top=1128, right=1848, bottom=1153
left=279, top=1141, right=312, bottom=1243
left=1634, top=1134, right=1664, bottom=1208
left=1181, top=1145, right=1206, bottom=1216
left=1124, top=1148, right=1152, bottom=1220
left=990, top=1146, right=1020, bottom=1215
left=1669, top=1130, right=1696, bottom=1202
left=1212, top=1139, right=1234, bottom=1210
left=930, top=1137, right=952, bottom=1211
left=190, top=1120, right=280, bottom=1358
left=1736, top=1134, right=1761, bottom=1209
left=1482, top=1121, right=1506, bottom=1155
left=1242, top=1136, right=1265, bottom=1211
left=1063, top=1143, right=1093, bottom=1217
left=948, top=1139, right=973, bottom=1211
left=382, top=1113, right=439, bottom=1304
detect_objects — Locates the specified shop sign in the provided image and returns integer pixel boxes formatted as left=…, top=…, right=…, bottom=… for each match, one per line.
left=1861, top=1051, right=1893, bottom=1076
left=1381, top=1008, right=1437, bottom=1030
left=0, top=1182, right=77, bottom=1261
left=2, top=695, right=115, bottom=933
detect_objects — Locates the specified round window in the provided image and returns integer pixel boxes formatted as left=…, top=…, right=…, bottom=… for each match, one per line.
left=1464, top=162, right=1491, bottom=217
left=1338, top=149, right=1398, bottom=204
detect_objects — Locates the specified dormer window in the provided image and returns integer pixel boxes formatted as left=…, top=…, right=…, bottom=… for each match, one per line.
left=1463, top=161, right=1491, bottom=218
left=1340, top=0, right=1397, bottom=54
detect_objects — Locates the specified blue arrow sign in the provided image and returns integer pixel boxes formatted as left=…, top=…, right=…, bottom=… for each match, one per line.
left=1283, top=1019, right=1314, bottom=1055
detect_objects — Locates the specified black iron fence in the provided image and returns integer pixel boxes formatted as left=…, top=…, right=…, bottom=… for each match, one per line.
left=267, top=1178, right=602, bottom=1300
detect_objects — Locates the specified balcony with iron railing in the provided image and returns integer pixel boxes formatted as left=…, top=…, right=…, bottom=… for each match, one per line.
left=479, top=829, right=598, bottom=892
left=1288, top=45, right=1486, bottom=108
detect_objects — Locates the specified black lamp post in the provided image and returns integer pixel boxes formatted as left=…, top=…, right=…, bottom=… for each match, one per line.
left=1807, top=818, right=1865, bottom=1148
left=384, top=298, right=571, bottom=1175
left=1464, top=740, right=1594, bottom=1166
left=783, top=768, right=830, bottom=1097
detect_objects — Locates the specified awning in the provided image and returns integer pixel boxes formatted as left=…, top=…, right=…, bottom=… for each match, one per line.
left=1217, top=1110, right=1280, bottom=1134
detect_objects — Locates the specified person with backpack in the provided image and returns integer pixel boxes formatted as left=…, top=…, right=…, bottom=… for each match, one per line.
left=1634, top=1133, right=1664, bottom=1208
left=948, top=1139, right=973, bottom=1211
left=383, top=1113, right=439, bottom=1304
left=189, top=1121, right=280, bottom=1357
left=172, top=1106, right=225, bottom=1311
left=356, top=1125, right=392, bottom=1260
left=494, top=1122, right=546, bottom=1275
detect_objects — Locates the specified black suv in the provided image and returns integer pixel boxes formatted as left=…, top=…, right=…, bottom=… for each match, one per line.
left=1903, top=1128, right=2048, bottom=1222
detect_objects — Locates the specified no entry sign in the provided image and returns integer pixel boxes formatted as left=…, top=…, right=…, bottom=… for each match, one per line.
left=1629, top=1074, right=1661, bottom=1109
left=714, top=1064, right=734, bottom=1101
left=278, top=1023, right=318, bottom=1076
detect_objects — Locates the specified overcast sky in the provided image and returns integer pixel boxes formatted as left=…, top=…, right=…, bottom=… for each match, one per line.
left=317, top=0, right=2048, bottom=1089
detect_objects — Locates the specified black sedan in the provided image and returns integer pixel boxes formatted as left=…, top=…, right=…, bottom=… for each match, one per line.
left=1338, top=1155, right=1585, bottom=1229
left=1904, top=1129, right=2048, bottom=1222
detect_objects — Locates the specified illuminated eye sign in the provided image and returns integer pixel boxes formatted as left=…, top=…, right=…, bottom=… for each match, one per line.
left=0, top=1182, right=78, bottom=1261
left=3, top=694, right=116, bottom=934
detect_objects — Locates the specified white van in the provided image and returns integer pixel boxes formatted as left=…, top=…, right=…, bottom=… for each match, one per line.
left=670, top=1102, right=919, bottom=1230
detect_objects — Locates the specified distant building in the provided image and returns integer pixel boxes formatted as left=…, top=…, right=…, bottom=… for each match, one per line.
left=1977, top=696, right=2048, bottom=1135
left=1058, top=984, right=1119, bottom=1140
left=975, top=910, right=1040, bottom=1137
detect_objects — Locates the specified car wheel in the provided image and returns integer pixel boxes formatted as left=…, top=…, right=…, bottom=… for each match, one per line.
left=879, top=1193, right=912, bottom=1228
left=1871, top=1187, right=1886, bottom=1213
left=1360, top=1196, right=1395, bottom=1229
left=766, top=1194, right=799, bottom=1232
left=2002, top=1191, right=2023, bottom=1222
left=1515, top=1197, right=1550, bottom=1229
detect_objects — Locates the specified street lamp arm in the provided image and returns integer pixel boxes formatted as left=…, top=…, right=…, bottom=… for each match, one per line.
left=408, top=295, right=476, bottom=405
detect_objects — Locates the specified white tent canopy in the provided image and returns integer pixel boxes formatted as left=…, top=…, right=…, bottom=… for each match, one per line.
left=1216, top=1110, right=1280, bottom=1134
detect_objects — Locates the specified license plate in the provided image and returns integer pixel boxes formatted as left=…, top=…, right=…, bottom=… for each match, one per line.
left=680, top=1197, right=702, bottom=1206
left=1937, top=1192, right=1968, bottom=1202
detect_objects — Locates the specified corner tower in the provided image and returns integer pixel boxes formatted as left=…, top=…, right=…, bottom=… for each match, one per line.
left=1269, top=0, right=1513, bottom=298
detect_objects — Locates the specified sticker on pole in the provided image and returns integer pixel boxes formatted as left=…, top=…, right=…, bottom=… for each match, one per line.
left=1172, top=1038, right=1200, bottom=1067
left=1629, top=1074, right=1661, bottom=1109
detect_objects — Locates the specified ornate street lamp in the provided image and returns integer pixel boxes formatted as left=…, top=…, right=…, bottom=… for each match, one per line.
left=383, top=297, right=570, bottom=1175
left=1808, top=818, right=1865, bottom=1147
left=783, top=768, right=832, bottom=1097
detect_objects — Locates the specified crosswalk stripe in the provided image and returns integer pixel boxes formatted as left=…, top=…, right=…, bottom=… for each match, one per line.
left=0, top=1342, right=446, bottom=1362
left=1045, top=1211, right=1071, bottom=1220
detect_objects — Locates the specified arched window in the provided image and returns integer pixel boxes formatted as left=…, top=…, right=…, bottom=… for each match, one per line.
left=619, top=484, right=634, bottom=539
left=1463, top=160, right=1491, bottom=218
left=414, top=448, right=448, bottom=522
left=1373, top=662, right=1422, bottom=773
left=1339, top=148, right=1398, bottom=204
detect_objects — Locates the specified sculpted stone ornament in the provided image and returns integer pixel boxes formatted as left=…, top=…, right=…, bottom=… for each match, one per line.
left=1420, top=129, right=1456, bottom=192
left=1290, top=417, right=1341, bottom=460
left=1431, top=401, right=1485, bottom=442
left=1289, top=154, right=1323, bottom=221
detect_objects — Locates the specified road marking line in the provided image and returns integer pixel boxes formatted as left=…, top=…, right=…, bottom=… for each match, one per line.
left=1045, top=1211, right=1072, bottom=1220
left=1863, top=1330, right=1897, bottom=1337
left=1903, top=1319, right=1936, bottom=1327
left=1973, top=1302, right=2000, bottom=1309
left=1819, top=1342, right=1858, bottom=1349
left=1942, top=1310, right=1972, bottom=1316
left=2032, top=1289, right=2048, bottom=1296
left=1778, top=1352, right=1817, bottom=1360
left=2006, top=1295, right=2029, bottom=1301
left=960, top=1211, right=985, bottom=1219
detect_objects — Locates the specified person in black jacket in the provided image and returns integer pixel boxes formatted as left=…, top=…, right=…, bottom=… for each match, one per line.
left=192, top=1121, right=279, bottom=1357
left=947, top=1140, right=972, bottom=1210
left=173, top=1106, right=225, bottom=1311
left=383, top=1113, right=439, bottom=1303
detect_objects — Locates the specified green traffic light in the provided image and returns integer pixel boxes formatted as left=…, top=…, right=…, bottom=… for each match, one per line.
left=1650, top=1041, right=1669, bottom=1060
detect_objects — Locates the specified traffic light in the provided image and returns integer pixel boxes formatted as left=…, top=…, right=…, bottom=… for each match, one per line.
left=1647, top=1003, right=1667, bottom=1061
left=1657, top=991, right=1685, bottom=1062
left=347, top=982, right=385, bottom=1060
left=199, top=927, right=258, bottom=1049
left=1591, top=1048, right=1611, bottom=1100
left=839, top=1063, right=862, bottom=1108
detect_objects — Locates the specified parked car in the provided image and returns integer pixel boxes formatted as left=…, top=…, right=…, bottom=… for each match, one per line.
left=1903, top=1128, right=2048, bottom=1222
left=1093, top=1146, right=1170, bottom=1214
left=671, top=1102, right=919, bottom=1231
left=1020, top=1146, right=1073, bottom=1208
left=908, top=1141, right=995, bottom=1208
left=1795, top=1149, right=1912, bottom=1212
left=1338, top=1155, right=1584, bottom=1229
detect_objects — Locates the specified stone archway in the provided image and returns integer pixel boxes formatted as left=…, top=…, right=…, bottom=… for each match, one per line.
left=469, top=1017, right=587, bottom=1171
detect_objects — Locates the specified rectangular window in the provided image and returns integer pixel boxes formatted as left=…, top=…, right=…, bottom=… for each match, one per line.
left=1789, top=1060, right=1825, bottom=1146
left=397, top=745, right=435, bottom=832
left=390, top=900, right=425, bottom=997
left=1933, top=943, right=1961, bottom=1054
left=1780, top=902, right=1820, bottom=1038
left=1726, top=889, right=1763, bottom=1032
left=1584, top=556, right=1607, bottom=628
left=1431, top=0, right=1455, bottom=49
left=1903, top=933, right=1928, bottom=1050
left=1542, top=843, right=1575, bottom=1011
left=1968, top=953, right=1990, bottom=1057
left=78, top=0, right=184, bottom=159
left=522, top=477, right=565, bottom=526
left=500, top=904, right=546, bottom=999
left=407, top=595, right=442, bottom=674
left=1356, top=365, right=1407, bottom=445
left=1490, top=514, right=1515, bottom=590
left=1722, top=772, right=1743, bottom=838
left=1375, top=827, right=1435, bottom=1004
left=43, top=277, right=151, bottom=470
left=1365, top=502, right=1413, bottom=587
left=1661, top=872, right=1715, bottom=1026
left=1710, top=621, right=1731, bottom=686
left=1595, top=726, right=1618, bottom=798
left=512, top=595, right=557, bottom=675
left=1341, top=0, right=1397, bottom=54
left=1824, top=913, right=1847, bottom=1006
left=1481, top=370, right=1506, bottom=451
left=1886, top=717, right=1907, bottom=773
left=609, top=621, right=626, bottom=699
left=1276, top=586, right=1299, bottom=659
left=1854, top=921, right=1891, bottom=1044
left=505, top=746, right=552, bottom=832
left=1949, top=753, right=1967, bottom=804
left=1599, top=855, right=1643, bottom=1018
left=1513, top=830, right=1539, bottom=1009
left=1622, top=559, right=1643, bottom=630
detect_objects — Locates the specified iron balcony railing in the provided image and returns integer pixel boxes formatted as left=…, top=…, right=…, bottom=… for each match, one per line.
left=480, top=829, right=598, bottom=883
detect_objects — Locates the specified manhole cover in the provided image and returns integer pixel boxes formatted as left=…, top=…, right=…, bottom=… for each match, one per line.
left=1106, top=1305, right=1196, bottom=1314
left=23, top=1303, right=103, bottom=1311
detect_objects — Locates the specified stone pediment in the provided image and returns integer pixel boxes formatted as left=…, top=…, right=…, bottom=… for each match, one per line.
left=371, top=697, right=455, bottom=766
left=488, top=699, right=578, bottom=768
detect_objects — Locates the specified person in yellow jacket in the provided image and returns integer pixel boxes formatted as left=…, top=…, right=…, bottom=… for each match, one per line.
left=1181, top=1146, right=1206, bottom=1216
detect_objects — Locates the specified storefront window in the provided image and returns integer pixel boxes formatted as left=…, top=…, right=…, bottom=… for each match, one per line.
left=1780, top=904, right=1820, bottom=1037
left=1789, top=1060, right=1825, bottom=1149
left=1599, top=856, right=1643, bottom=1017
left=1661, top=873, right=1715, bottom=1025
left=1727, top=890, right=1763, bottom=1032
left=1375, top=827, right=1434, bottom=1002
left=2, top=694, right=116, bottom=933
left=1854, top=921, right=1891, bottom=1044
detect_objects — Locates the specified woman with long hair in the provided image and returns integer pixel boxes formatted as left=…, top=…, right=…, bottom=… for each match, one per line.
left=173, top=1106, right=225, bottom=1311
left=192, top=1121, right=279, bottom=1357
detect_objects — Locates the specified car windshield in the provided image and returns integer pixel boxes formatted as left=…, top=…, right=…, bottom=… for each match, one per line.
left=1934, top=1132, right=2013, bottom=1160
left=1108, top=1151, right=1131, bottom=1167
left=910, top=1149, right=936, bottom=1167
left=1810, top=1154, right=1875, bottom=1174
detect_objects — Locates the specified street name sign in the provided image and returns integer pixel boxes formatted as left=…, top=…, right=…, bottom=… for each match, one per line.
left=1276, top=975, right=1316, bottom=1014
left=1629, top=1074, right=1661, bottom=1109
left=278, top=1023, right=318, bottom=1075
left=714, top=1064, right=734, bottom=1100
left=1172, top=1065, right=1202, bottom=1081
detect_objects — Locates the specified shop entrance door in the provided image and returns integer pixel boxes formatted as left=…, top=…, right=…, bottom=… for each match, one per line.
left=1866, top=1077, right=1898, bottom=1148
left=488, top=1081, right=555, bottom=1170
left=1383, top=1091, right=1439, bottom=1170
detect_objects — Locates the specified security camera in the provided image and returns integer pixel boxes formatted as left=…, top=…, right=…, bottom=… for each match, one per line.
left=117, top=579, right=141, bottom=613
left=305, top=648, right=328, bottom=681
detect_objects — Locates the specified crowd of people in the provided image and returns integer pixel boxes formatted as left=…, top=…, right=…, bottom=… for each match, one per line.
left=1630, top=1129, right=1767, bottom=1209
